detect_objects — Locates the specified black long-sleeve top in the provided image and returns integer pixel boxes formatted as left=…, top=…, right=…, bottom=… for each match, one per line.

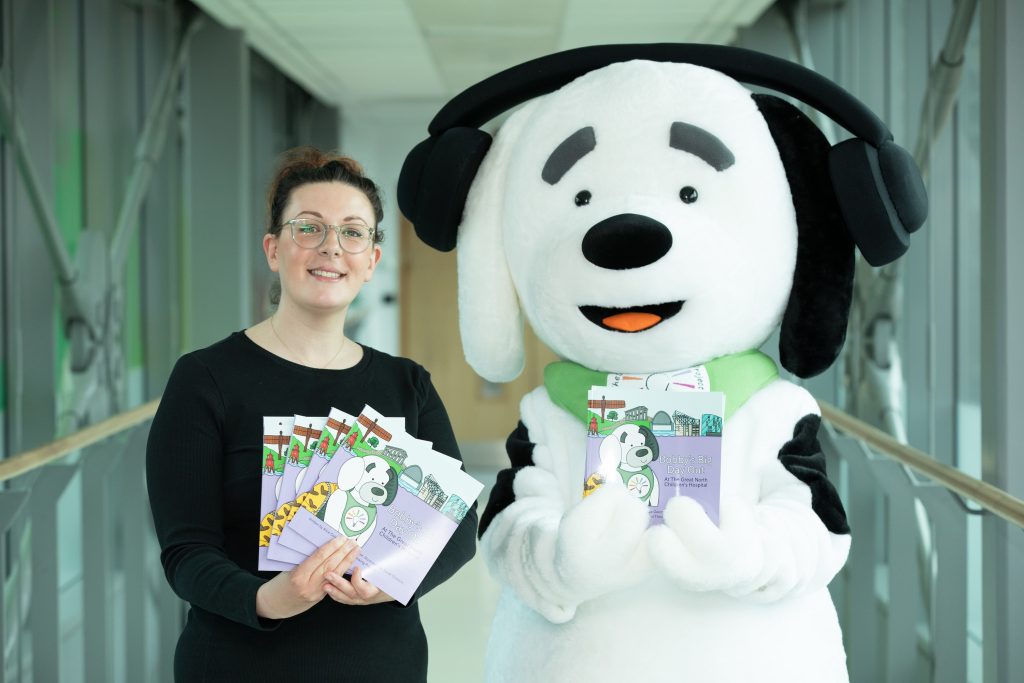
left=146, top=331, right=478, bottom=682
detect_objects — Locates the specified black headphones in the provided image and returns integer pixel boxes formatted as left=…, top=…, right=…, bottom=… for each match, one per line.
left=397, top=43, right=927, bottom=267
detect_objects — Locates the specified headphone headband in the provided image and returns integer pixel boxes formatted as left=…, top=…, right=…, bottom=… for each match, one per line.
left=428, top=43, right=892, bottom=147
left=402, top=42, right=926, bottom=267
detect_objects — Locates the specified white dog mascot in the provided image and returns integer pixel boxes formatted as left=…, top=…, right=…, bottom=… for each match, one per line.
left=398, top=45, right=926, bottom=683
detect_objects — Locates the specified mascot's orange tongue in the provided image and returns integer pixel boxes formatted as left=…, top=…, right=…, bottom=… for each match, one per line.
left=602, top=311, right=662, bottom=332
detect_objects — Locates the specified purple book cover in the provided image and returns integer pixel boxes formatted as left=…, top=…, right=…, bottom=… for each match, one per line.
left=267, top=415, right=328, bottom=563
left=286, top=405, right=481, bottom=604
left=584, top=387, right=724, bottom=526
left=275, top=413, right=407, bottom=555
left=258, top=416, right=297, bottom=571
left=287, top=447, right=482, bottom=604
left=274, top=408, right=357, bottom=555
left=277, top=522, right=319, bottom=556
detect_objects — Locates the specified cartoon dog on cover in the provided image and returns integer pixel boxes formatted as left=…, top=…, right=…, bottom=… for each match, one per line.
left=399, top=45, right=926, bottom=683
left=599, top=423, right=660, bottom=506
left=317, top=455, right=398, bottom=546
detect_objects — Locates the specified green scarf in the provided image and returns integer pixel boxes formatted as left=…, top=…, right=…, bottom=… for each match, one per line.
left=544, top=350, right=779, bottom=424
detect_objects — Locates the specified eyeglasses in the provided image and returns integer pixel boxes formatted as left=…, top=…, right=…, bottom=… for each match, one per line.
left=283, top=217, right=376, bottom=254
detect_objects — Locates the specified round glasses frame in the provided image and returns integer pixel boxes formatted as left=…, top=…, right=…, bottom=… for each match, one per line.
left=282, top=217, right=376, bottom=254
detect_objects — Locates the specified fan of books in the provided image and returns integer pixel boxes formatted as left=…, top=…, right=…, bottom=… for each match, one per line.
left=258, top=404, right=483, bottom=605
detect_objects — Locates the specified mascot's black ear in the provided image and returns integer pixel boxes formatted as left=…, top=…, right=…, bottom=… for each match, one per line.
left=754, top=94, right=855, bottom=379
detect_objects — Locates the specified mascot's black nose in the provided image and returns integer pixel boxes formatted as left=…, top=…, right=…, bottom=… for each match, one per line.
left=371, top=486, right=384, bottom=496
left=582, top=213, right=672, bottom=270
left=637, top=448, right=649, bottom=458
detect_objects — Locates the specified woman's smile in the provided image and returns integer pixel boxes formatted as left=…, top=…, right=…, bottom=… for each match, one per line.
left=308, top=267, right=346, bottom=281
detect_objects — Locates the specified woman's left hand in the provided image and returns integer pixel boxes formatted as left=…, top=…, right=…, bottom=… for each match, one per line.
left=323, top=565, right=394, bottom=605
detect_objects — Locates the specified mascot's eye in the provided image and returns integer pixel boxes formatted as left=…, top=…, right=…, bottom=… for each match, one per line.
left=574, top=190, right=592, bottom=206
left=679, top=186, right=699, bottom=204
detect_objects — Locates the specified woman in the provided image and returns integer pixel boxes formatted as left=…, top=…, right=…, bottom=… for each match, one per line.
left=147, top=148, right=477, bottom=682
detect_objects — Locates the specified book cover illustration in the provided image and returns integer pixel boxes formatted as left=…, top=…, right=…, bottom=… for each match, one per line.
left=258, top=416, right=297, bottom=571
left=303, top=407, right=359, bottom=495
left=266, top=415, right=329, bottom=564
left=270, top=407, right=358, bottom=555
left=285, top=405, right=456, bottom=550
left=275, top=412, right=406, bottom=556
left=584, top=387, right=724, bottom=526
left=286, top=405, right=482, bottom=604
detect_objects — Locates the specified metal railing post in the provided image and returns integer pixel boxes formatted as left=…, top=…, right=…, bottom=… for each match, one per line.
left=25, top=465, right=76, bottom=683
left=123, top=426, right=150, bottom=682
left=0, top=491, right=28, bottom=682
left=81, top=440, right=122, bottom=683
left=823, top=425, right=881, bottom=682
left=917, top=484, right=969, bottom=682
left=867, top=458, right=926, bottom=679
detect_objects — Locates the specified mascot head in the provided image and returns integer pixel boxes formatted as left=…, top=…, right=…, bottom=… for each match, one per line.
left=399, top=45, right=926, bottom=380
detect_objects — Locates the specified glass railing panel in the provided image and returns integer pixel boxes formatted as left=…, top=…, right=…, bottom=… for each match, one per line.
left=0, top=419, right=183, bottom=683
left=822, top=416, right=1023, bottom=683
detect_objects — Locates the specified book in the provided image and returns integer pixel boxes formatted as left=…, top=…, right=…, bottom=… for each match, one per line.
left=262, top=404, right=483, bottom=605
left=584, top=386, right=724, bottom=525
left=258, top=416, right=297, bottom=571
left=275, top=412, right=406, bottom=556
left=266, top=414, right=330, bottom=564
left=288, top=446, right=482, bottom=605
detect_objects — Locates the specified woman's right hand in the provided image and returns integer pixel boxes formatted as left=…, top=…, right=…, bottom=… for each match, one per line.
left=255, top=536, right=361, bottom=620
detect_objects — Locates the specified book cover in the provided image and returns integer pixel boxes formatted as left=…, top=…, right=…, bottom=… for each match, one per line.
left=266, top=415, right=329, bottom=564
left=275, top=413, right=406, bottom=556
left=272, top=407, right=356, bottom=556
left=286, top=405, right=482, bottom=604
left=584, top=387, right=724, bottom=525
left=287, top=447, right=482, bottom=605
left=258, top=416, right=297, bottom=571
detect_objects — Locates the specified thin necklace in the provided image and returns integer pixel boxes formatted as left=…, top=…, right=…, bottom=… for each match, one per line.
left=270, top=315, right=348, bottom=369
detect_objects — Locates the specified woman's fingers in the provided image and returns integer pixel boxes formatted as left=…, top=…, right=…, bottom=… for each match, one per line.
left=294, top=536, right=347, bottom=584
left=297, top=536, right=394, bottom=605
left=321, top=539, right=363, bottom=604
left=349, top=566, right=380, bottom=600
left=324, top=572, right=361, bottom=602
left=326, top=539, right=362, bottom=576
left=323, top=567, right=388, bottom=605
left=290, top=536, right=360, bottom=602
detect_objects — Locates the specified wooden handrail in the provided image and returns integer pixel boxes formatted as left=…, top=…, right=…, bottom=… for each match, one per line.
left=819, top=401, right=1024, bottom=529
left=0, top=399, right=160, bottom=483
left=0, top=396, right=1020, bottom=529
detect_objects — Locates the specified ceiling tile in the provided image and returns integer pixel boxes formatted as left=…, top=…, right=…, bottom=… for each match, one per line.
left=190, top=0, right=774, bottom=106
left=409, top=0, right=565, bottom=29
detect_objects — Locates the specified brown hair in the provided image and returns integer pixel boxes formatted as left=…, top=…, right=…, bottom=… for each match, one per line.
left=266, top=146, right=385, bottom=243
left=265, top=147, right=384, bottom=305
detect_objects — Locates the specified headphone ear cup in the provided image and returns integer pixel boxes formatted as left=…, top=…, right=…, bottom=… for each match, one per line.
left=828, top=138, right=926, bottom=266
left=878, top=140, right=928, bottom=233
left=396, top=127, right=493, bottom=252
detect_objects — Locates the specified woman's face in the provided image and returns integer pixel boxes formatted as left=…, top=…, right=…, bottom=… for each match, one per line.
left=264, top=181, right=381, bottom=315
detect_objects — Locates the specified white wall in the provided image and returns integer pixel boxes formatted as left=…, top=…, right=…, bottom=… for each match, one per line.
left=339, top=100, right=446, bottom=356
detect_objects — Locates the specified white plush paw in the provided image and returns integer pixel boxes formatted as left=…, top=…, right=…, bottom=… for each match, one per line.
left=647, top=496, right=765, bottom=593
left=554, top=480, right=651, bottom=600
left=512, top=464, right=562, bottom=500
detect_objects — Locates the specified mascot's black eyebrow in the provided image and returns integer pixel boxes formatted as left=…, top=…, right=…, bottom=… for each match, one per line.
left=541, top=126, right=596, bottom=184
left=669, top=122, right=735, bottom=171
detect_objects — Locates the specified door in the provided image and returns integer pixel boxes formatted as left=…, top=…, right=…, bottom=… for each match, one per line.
left=399, top=217, right=557, bottom=446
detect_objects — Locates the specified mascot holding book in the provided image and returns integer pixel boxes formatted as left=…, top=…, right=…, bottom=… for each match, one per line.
left=399, top=44, right=926, bottom=682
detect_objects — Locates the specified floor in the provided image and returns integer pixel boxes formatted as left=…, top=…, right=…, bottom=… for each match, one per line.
left=419, top=464, right=502, bottom=682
